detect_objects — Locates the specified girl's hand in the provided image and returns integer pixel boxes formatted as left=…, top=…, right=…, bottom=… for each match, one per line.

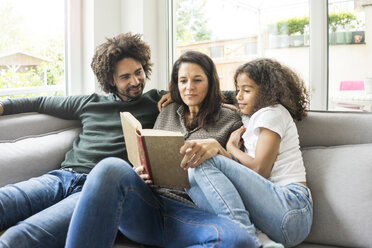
left=179, top=139, right=220, bottom=170
left=157, top=93, right=172, bottom=111
left=134, top=166, right=153, bottom=185
left=227, top=126, right=246, bottom=152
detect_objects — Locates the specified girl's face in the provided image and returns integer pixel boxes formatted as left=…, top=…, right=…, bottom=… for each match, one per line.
left=236, top=73, right=259, bottom=115
left=178, top=62, right=209, bottom=110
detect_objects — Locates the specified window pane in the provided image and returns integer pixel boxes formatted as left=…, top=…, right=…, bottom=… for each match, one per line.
left=175, top=0, right=310, bottom=91
left=328, top=0, right=372, bottom=112
left=0, top=0, right=65, bottom=100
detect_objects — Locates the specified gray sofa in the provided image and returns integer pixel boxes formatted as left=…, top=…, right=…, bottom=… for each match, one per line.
left=0, top=111, right=371, bottom=248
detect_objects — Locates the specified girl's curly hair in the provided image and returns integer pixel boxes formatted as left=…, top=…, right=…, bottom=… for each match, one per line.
left=91, top=33, right=153, bottom=94
left=234, top=58, right=309, bottom=121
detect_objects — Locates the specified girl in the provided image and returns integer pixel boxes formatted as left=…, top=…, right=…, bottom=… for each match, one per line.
left=188, top=58, right=313, bottom=248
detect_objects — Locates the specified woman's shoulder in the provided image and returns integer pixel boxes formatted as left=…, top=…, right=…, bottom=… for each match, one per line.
left=220, top=105, right=241, bottom=119
left=159, top=102, right=181, bottom=114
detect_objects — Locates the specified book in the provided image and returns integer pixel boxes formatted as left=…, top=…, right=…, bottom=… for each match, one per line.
left=120, top=112, right=190, bottom=188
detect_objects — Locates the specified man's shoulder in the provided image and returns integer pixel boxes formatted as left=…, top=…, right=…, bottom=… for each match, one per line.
left=142, top=89, right=165, bottom=100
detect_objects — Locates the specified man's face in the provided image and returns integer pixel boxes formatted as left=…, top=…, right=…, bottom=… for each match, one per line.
left=112, top=57, right=146, bottom=102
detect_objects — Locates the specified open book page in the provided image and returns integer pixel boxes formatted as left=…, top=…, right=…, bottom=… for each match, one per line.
left=120, top=112, right=142, bottom=168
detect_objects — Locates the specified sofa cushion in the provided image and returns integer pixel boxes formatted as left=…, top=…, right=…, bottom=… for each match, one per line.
left=302, top=143, right=372, bottom=247
left=0, top=128, right=80, bottom=187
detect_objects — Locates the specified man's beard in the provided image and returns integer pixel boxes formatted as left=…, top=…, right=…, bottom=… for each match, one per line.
left=118, top=83, right=144, bottom=101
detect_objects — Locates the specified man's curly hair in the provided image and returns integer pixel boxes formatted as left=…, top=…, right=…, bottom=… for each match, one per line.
left=91, top=33, right=153, bottom=94
left=234, top=58, right=309, bottom=121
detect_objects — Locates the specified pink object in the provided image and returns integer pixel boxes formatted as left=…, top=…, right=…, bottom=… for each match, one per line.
left=337, top=80, right=365, bottom=110
left=339, top=80, right=365, bottom=91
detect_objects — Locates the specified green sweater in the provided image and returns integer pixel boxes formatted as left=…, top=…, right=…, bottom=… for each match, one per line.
left=2, top=89, right=164, bottom=173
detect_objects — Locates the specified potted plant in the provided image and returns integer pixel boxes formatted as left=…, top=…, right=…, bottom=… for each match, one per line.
left=288, top=16, right=309, bottom=47
left=329, top=12, right=357, bottom=44
left=267, top=21, right=289, bottom=48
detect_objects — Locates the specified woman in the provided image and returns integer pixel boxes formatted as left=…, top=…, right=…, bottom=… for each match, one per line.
left=65, top=51, right=254, bottom=248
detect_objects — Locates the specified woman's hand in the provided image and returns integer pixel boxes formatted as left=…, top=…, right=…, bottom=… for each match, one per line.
left=134, top=166, right=153, bottom=185
left=226, top=126, right=245, bottom=152
left=179, top=139, right=222, bottom=170
left=157, top=93, right=172, bottom=111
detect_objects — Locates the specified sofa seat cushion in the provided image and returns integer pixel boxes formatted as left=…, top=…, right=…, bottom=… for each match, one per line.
left=0, top=128, right=80, bottom=187
left=302, top=143, right=372, bottom=247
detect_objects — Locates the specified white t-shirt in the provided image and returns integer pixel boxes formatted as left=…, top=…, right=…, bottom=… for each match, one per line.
left=242, top=104, right=306, bottom=186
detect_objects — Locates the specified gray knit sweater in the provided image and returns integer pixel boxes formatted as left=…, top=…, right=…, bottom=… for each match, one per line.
left=152, top=102, right=242, bottom=204
left=154, top=102, right=242, bottom=147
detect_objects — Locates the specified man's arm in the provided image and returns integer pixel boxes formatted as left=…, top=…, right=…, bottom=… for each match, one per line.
left=0, top=95, right=91, bottom=119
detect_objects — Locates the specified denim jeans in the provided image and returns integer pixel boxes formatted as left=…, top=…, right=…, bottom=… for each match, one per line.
left=187, top=155, right=313, bottom=248
left=0, top=169, right=86, bottom=248
left=65, top=157, right=256, bottom=248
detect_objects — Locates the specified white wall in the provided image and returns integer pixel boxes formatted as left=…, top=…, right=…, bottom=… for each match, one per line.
left=66, top=0, right=169, bottom=95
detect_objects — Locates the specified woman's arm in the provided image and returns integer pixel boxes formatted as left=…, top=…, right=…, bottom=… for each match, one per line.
left=227, top=127, right=280, bottom=178
left=179, top=138, right=232, bottom=170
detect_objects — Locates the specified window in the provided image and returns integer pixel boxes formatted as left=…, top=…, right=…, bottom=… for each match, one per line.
left=327, top=0, right=371, bottom=112
left=0, top=0, right=65, bottom=100
left=174, top=0, right=310, bottom=91
left=172, top=0, right=372, bottom=112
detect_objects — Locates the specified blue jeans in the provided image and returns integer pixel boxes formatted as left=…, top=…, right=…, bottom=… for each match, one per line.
left=65, top=157, right=255, bottom=248
left=0, top=169, right=86, bottom=248
left=187, top=155, right=313, bottom=248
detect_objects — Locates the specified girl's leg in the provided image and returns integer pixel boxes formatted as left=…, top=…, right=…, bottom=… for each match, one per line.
left=187, top=165, right=260, bottom=247
left=192, top=155, right=313, bottom=247
left=161, top=196, right=256, bottom=248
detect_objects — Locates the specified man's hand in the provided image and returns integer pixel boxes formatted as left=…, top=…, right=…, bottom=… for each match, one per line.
left=157, top=93, right=172, bottom=111
left=0, top=103, right=3, bottom=115
left=134, top=166, right=153, bottom=185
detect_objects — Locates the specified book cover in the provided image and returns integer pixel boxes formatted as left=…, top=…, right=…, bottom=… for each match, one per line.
left=120, top=112, right=189, bottom=188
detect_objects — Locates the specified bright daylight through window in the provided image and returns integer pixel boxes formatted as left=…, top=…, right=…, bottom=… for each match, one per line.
left=175, top=0, right=310, bottom=91
left=0, top=0, right=65, bottom=100
left=175, top=0, right=371, bottom=112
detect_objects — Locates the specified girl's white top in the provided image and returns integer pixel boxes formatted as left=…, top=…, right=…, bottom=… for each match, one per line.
left=242, top=104, right=306, bottom=186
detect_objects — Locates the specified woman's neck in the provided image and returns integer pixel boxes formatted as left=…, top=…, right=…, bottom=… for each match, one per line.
left=185, top=106, right=199, bottom=127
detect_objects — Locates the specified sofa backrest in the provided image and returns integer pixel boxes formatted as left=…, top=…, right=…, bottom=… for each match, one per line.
left=296, top=111, right=372, bottom=247
left=0, top=112, right=81, bottom=187
left=296, top=110, right=372, bottom=147
left=0, top=112, right=81, bottom=141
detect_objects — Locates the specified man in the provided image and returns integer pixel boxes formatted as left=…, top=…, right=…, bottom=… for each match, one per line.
left=0, top=33, right=169, bottom=247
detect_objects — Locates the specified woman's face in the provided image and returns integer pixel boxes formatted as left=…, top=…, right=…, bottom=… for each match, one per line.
left=236, top=72, right=259, bottom=115
left=178, top=62, right=209, bottom=110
